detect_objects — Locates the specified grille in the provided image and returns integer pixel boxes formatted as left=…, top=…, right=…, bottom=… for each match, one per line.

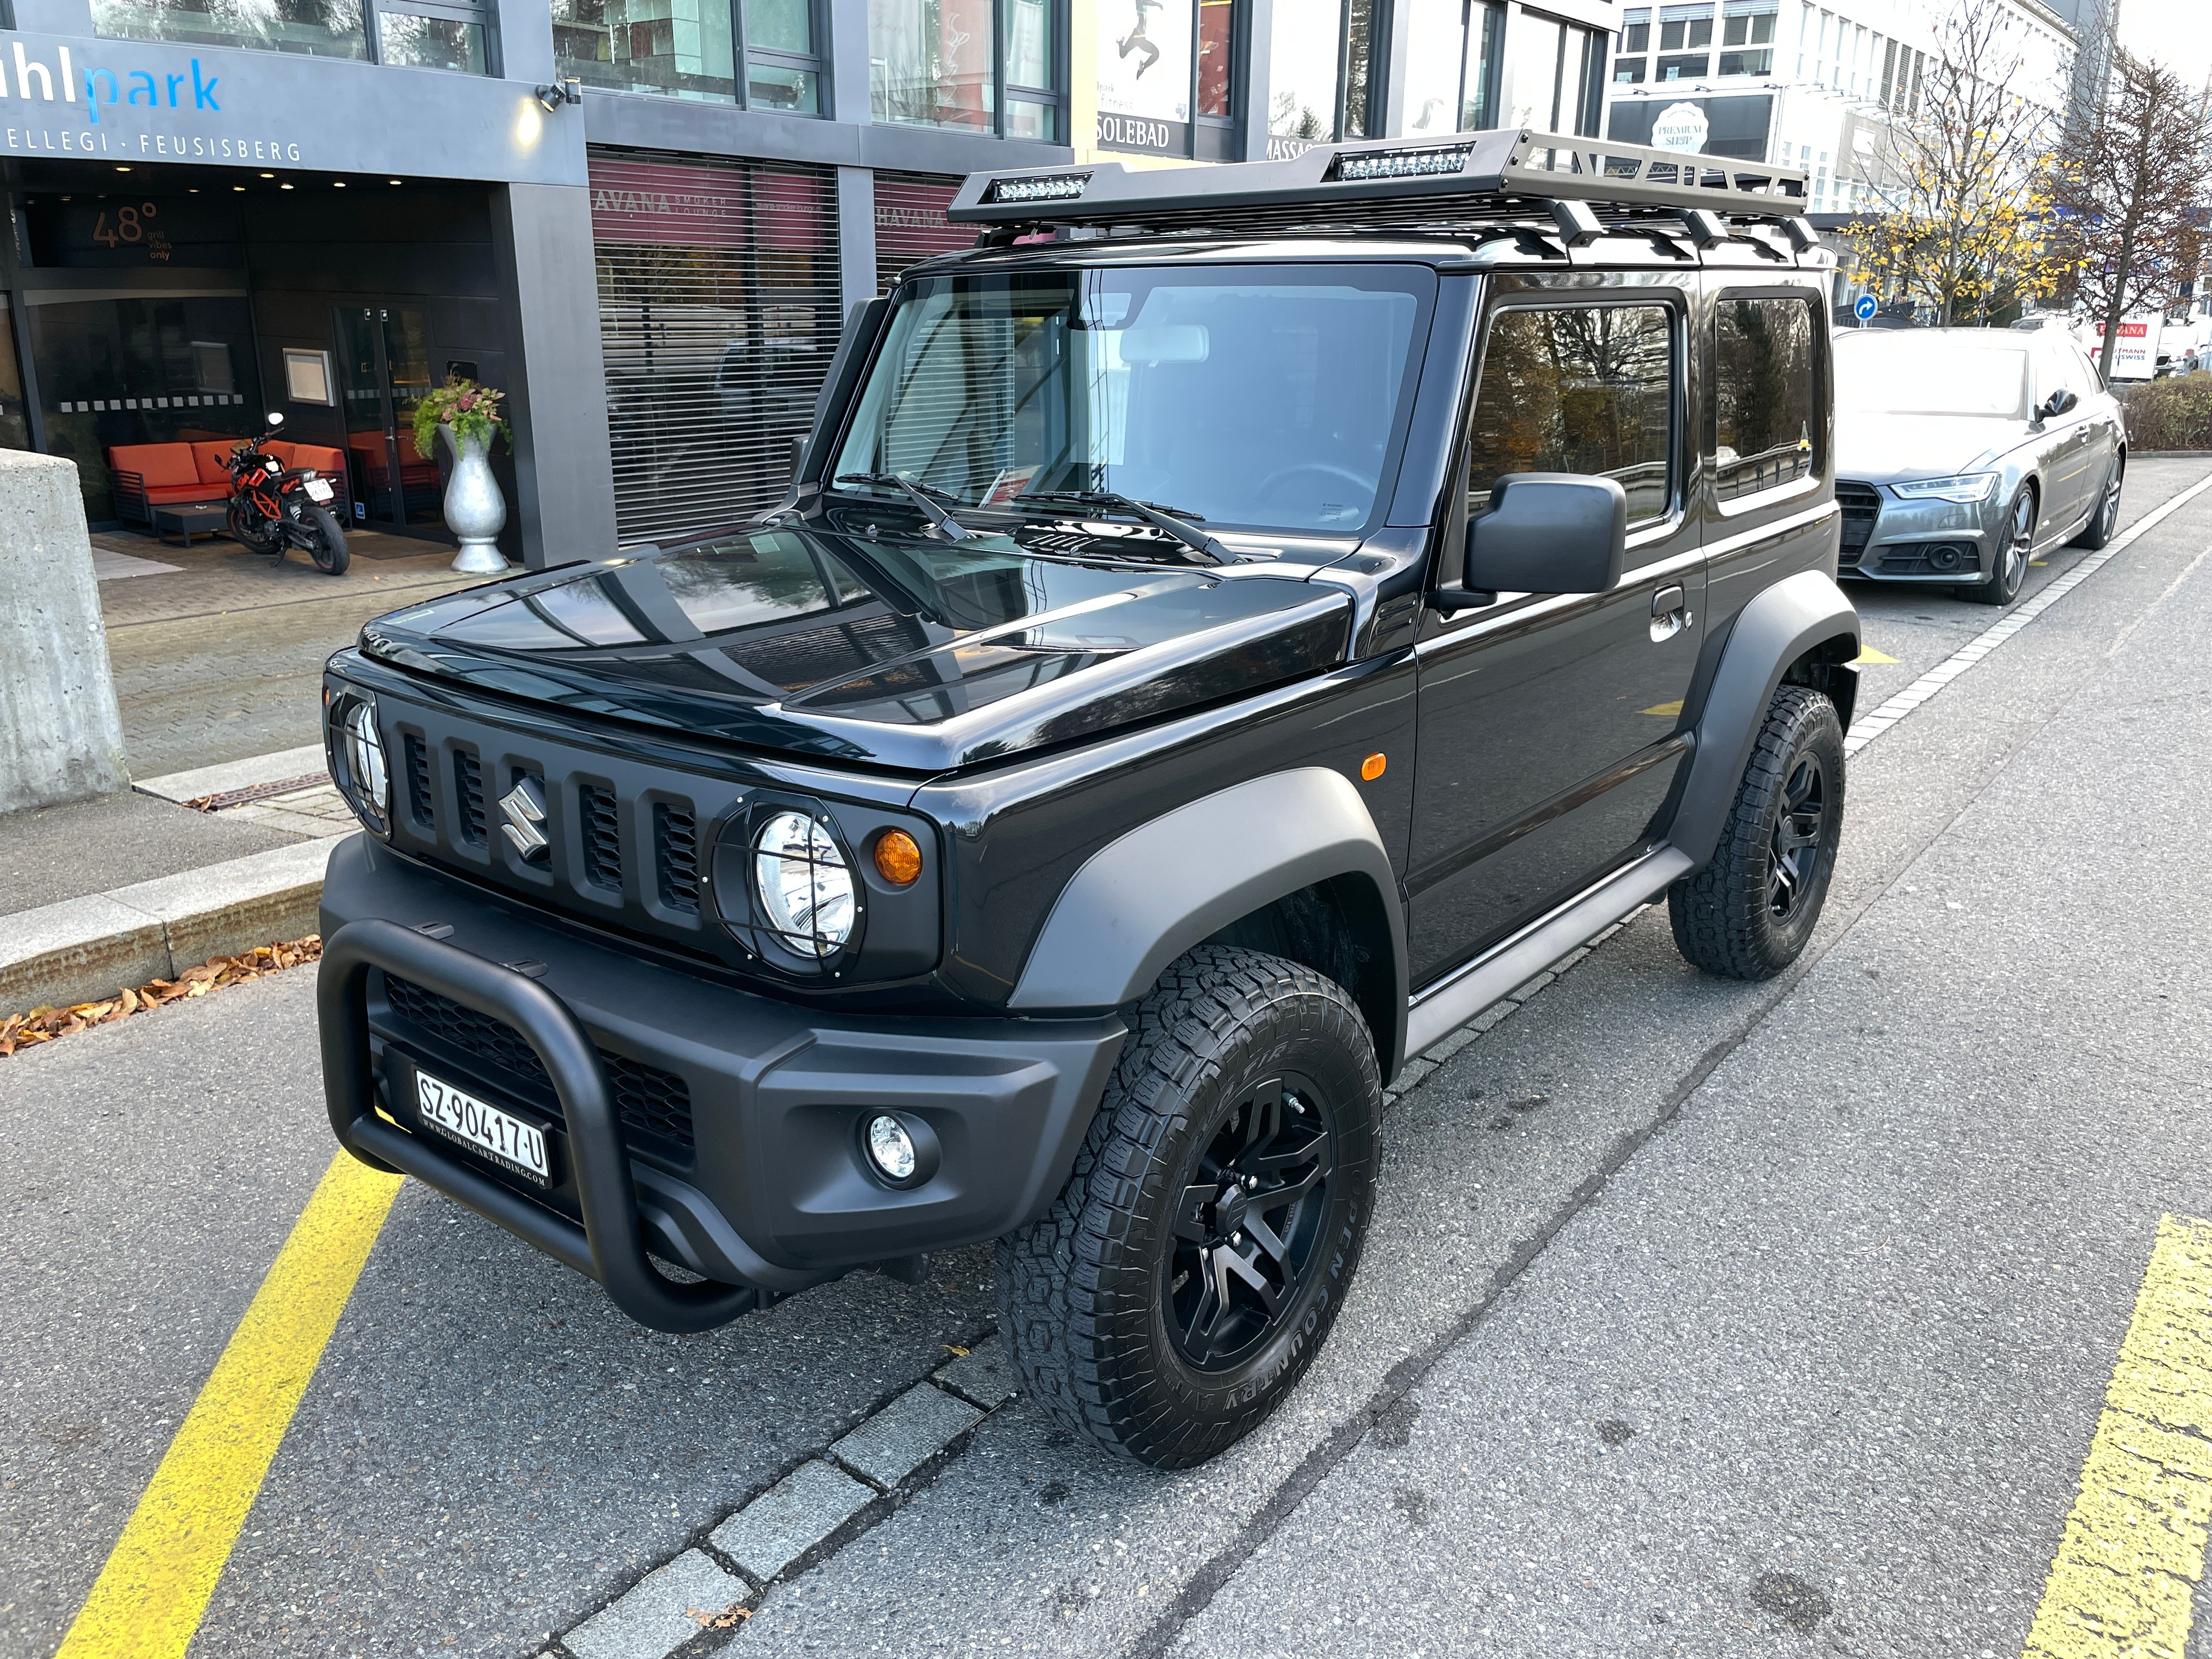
left=454, top=751, right=487, bottom=844
left=1835, top=480, right=1882, bottom=556
left=382, top=974, right=696, bottom=1151
left=580, top=785, right=622, bottom=888
left=404, top=735, right=432, bottom=828
left=1876, top=541, right=1978, bottom=576
left=654, top=803, right=702, bottom=912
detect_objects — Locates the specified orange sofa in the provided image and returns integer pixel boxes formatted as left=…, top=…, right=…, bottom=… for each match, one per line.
left=108, top=439, right=349, bottom=528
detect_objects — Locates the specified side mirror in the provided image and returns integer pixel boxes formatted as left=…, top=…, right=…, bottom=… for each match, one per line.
left=2039, top=388, right=2078, bottom=420
left=266, top=410, right=286, bottom=427
left=1436, top=473, right=1628, bottom=611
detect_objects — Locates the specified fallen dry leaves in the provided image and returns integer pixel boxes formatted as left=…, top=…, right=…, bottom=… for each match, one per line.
left=0, top=935, right=322, bottom=1057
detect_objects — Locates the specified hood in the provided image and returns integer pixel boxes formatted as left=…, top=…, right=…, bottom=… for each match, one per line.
left=1833, top=414, right=2025, bottom=483
left=358, top=522, right=1353, bottom=772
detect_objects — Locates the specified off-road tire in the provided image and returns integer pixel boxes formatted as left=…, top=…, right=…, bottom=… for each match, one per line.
left=1668, top=684, right=1845, bottom=980
left=2070, top=453, right=2124, bottom=550
left=304, top=504, right=350, bottom=574
left=996, top=945, right=1380, bottom=1469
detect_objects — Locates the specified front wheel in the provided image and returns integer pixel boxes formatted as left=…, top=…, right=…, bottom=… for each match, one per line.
left=997, top=946, right=1380, bottom=1469
left=225, top=496, right=281, bottom=555
left=302, top=504, right=349, bottom=574
left=1961, top=485, right=2035, bottom=607
left=1669, top=684, right=1846, bottom=981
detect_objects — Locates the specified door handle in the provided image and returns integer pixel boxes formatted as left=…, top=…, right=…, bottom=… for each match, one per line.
left=1649, top=584, right=1690, bottom=642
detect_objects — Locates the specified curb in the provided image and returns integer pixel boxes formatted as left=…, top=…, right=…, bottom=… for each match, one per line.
left=1, top=833, right=351, bottom=1016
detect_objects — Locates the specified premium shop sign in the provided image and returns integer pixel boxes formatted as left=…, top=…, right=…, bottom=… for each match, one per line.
left=0, top=30, right=583, bottom=184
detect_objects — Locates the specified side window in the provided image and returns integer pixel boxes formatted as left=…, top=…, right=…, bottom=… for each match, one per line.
left=1713, top=296, right=1818, bottom=501
left=1465, top=304, right=1674, bottom=528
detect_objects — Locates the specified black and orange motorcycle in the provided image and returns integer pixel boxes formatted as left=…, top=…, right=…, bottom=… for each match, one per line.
left=225, top=413, right=349, bottom=575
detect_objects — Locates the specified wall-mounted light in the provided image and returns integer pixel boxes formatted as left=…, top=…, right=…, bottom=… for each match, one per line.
left=533, top=76, right=582, bottom=113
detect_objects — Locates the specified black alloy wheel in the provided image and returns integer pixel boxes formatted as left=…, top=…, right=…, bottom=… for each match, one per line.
left=1165, top=1078, right=1334, bottom=1370
left=226, top=495, right=281, bottom=556
left=1964, top=486, right=2035, bottom=606
left=998, top=945, right=1380, bottom=1468
left=2072, top=453, right=2125, bottom=550
left=1765, top=751, right=1828, bottom=923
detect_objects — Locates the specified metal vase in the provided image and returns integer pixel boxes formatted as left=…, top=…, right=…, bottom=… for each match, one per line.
left=442, top=426, right=510, bottom=574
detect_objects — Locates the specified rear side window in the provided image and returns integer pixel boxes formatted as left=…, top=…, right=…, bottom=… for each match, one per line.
left=1464, top=304, right=1675, bottom=527
left=1713, top=297, right=1819, bottom=501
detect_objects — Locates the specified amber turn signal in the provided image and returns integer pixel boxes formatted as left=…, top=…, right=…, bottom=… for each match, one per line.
left=873, top=829, right=924, bottom=887
left=1360, top=753, right=1387, bottom=781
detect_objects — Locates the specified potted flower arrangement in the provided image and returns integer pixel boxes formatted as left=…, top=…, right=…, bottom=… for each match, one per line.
left=414, top=376, right=512, bottom=574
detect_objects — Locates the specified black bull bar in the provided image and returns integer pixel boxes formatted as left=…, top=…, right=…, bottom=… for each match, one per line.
left=318, top=917, right=759, bottom=1334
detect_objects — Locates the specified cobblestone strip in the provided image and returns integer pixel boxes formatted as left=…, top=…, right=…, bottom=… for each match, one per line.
left=1844, top=470, right=2212, bottom=757
left=530, top=913, right=1640, bottom=1657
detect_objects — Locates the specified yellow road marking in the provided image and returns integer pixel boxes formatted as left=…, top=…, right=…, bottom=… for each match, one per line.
left=55, top=1153, right=403, bottom=1659
left=2023, top=1214, right=2212, bottom=1659
left=1640, top=699, right=1684, bottom=716
left=1852, top=646, right=1900, bottom=665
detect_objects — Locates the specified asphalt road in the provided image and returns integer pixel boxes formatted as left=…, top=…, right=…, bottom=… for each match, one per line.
left=3, top=456, right=2209, bottom=1659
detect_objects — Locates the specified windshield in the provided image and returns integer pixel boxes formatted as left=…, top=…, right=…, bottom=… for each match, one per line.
left=831, top=265, right=1435, bottom=535
left=1835, top=340, right=2030, bottom=419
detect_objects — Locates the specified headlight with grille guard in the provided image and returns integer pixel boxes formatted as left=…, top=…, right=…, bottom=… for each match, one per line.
left=328, top=691, right=388, bottom=834
left=751, top=810, right=855, bottom=958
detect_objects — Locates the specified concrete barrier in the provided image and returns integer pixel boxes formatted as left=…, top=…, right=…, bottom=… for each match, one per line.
left=0, top=451, right=129, bottom=812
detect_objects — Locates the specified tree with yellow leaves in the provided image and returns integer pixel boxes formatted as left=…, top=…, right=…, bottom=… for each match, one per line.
left=1852, top=0, right=2065, bottom=327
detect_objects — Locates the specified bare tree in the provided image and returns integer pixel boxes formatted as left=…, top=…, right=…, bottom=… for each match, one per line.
left=1853, top=0, right=2062, bottom=326
left=2044, top=49, right=2212, bottom=376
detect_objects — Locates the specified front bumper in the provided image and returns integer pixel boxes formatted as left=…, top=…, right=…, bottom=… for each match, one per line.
left=1836, top=480, right=2003, bottom=583
left=318, top=834, right=1125, bottom=1332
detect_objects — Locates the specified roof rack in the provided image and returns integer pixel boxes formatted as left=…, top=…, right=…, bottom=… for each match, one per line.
left=949, top=128, right=1811, bottom=242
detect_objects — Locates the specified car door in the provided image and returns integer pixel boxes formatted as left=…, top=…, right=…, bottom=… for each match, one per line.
left=1405, top=280, right=1703, bottom=987
left=2031, top=341, right=2097, bottom=531
left=2068, top=339, right=2126, bottom=509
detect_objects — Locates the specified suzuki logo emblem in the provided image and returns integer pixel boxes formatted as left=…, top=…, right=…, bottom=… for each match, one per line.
left=500, top=776, right=549, bottom=859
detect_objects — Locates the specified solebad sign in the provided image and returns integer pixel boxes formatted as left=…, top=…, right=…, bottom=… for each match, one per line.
left=0, top=29, right=580, bottom=183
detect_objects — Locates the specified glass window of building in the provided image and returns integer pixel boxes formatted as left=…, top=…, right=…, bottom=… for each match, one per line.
left=871, top=0, right=1063, bottom=139
left=377, top=2, right=492, bottom=71
left=1717, top=0, right=1774, bottom=74
left=91, top=0, right=371, bottom=60
left=1613, top=4, right=1647, bottom=83
left=1267, top=0, right=1384, bottom=141
left=1499, top=10, right=1601, bottom=132
left=1400, top=0, right=1502, bottom=136
left=552, top=0, right=822, bottom=109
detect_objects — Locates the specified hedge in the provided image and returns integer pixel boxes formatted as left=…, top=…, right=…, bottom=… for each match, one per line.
left=2119, top=375, right=2212, bottom=452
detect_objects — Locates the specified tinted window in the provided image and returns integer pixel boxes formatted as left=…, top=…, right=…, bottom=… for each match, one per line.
left=1465, top=304, right=1674, bottom=527
left=1713, top=297, right=1818, bottom=501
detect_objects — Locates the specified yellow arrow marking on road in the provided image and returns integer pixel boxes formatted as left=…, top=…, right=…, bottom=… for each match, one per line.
left=2023, top=1213, right=2212, bottom=1659
left=55, top=1152, right=403, bottom=1659
left=1640, top=700, right=1684, bottom=717
left=1852, top=646, right=1900, bottom=665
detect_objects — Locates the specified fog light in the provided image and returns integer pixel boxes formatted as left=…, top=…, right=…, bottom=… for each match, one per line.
left=865, top=1114, right=918, bottom=1183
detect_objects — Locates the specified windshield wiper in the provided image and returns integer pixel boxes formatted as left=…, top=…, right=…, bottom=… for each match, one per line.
left=1011, top=489, right=1230, bottom=565
left=832, top=472, right=980, bottom=541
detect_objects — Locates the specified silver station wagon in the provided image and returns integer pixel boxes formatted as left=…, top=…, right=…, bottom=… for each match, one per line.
left=1831, top=326, right=2126, bottom=606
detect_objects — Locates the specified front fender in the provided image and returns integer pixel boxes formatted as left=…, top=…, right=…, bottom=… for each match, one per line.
left=1007, top=767, right=1409, bottom=1070
left=1672, top=570, right=1860, bottom=869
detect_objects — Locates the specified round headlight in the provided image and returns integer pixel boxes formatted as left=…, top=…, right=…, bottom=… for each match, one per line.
left=752, top=810, right=855, bottom=958
left=338, top=697, right=388, bottom=831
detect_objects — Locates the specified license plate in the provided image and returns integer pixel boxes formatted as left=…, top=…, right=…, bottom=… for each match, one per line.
left=414, top=1068, right=551, bottom=1184
left=302, top=477, right=335, bottom=502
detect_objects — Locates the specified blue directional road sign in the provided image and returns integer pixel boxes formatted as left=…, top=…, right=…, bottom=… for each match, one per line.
left=1854, top=294, right=1879, bottom=323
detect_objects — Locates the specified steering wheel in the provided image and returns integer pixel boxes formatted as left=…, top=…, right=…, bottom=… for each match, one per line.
left=1256, top=461, right=1377, bottom=501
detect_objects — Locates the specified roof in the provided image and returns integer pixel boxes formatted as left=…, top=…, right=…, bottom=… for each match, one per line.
left=949, top=128, right=1814, bottom=248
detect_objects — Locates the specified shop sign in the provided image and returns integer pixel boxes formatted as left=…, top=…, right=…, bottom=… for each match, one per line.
left=590, top=157, right=826, bottom=252
left=0, top=30, right=579, bottom=184
left=1097, top=0, right=1193, bottom=155
left=1651, top=103, right=1711, bottom=153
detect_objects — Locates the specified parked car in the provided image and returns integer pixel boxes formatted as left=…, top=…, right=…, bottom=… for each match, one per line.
left=315, top=131, right=1861, bottom=1469
left=1832, top=327, right=2125, bottom=606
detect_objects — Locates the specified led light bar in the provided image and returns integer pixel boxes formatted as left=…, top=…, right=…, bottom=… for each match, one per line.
left=989, top=173, right=1092, bottom=204
left=1333, top=145, right=1474, bottom=183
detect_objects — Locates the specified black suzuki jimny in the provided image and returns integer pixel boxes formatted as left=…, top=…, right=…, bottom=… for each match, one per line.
left=317, top=129, right=1860, bottom=1469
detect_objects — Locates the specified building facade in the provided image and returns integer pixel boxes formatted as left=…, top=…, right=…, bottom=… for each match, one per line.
left=0, top=0, right=1633, bottom=566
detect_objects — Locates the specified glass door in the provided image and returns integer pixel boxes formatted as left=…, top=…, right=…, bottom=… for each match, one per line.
left=334, top=303, right=447, bottom=537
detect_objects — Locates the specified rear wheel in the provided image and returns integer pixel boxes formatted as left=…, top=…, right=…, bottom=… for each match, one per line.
left=2070, top=453, right=2124, bottom=549
left=996, top=945, right=1380, bottom=1469
left=1961, top=485, right=2035, bottom=606
left=1669, top=685, right=1845, bottom=981
left=303, top=504, right=349, bottom=574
